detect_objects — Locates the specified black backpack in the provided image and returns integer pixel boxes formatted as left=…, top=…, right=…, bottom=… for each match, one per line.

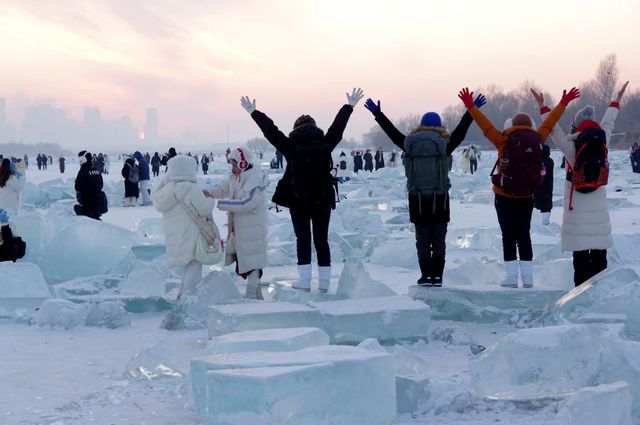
left=339, top=159, right=347, bottom=170
left=292, top=141, right=337, bottom=208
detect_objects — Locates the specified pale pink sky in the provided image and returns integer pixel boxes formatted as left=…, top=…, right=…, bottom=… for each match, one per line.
left=0, top=0, right=638, bottom=145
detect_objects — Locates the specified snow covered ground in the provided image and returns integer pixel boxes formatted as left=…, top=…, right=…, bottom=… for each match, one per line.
left=2, top=150, right=640, bottom=425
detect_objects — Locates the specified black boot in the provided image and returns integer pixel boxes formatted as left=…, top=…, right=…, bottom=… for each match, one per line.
left=431, top=258, right=445, bottom=287
left=417, top=258, right=432, bottom=286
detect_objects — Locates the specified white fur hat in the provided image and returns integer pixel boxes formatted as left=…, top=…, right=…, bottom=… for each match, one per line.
left=228, top=147, right=253, bottom=170
left=166, top=155, right=197, bottom=181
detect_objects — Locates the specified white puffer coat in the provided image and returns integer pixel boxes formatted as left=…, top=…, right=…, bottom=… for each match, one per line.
left=544, top=105, right=617, bottom=252
left=207, top=166, right=268, bottom=274
left=0, top=173, right=26, bottom=217
left=151, top=156, right=216, bottom=267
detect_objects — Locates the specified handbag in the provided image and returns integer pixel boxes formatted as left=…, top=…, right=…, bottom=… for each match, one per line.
left=177, top=197, right=224, bottom=265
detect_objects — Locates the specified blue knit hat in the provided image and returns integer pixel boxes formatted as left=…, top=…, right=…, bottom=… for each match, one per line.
left=420, top=112, right=442, bottom=127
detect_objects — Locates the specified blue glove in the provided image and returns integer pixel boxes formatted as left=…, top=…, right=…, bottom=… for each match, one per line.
left=474, top=94, right=487, bottom=108
left=9, top=162, right=17, bottom=174
left=0, top=208, right=9, bottom=225
left=364, top=98, right=381, bottom=114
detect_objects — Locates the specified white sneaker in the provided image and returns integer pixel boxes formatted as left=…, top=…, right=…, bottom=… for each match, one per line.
left=318, top=266, right=331, bottom=293
left=292, top=264, right=311, bottom=292
left=500, top=260, right=518, bottom=288
left=520, top=260, right=534, bottom=288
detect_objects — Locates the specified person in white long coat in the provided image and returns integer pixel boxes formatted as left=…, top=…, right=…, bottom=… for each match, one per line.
left=204, top=147, right=268, bottom=300
left=0, top=158, right=26, bottom=219
left=533, top=81, right=629, bottom=286
left=151, top=155, right=216, bottom=298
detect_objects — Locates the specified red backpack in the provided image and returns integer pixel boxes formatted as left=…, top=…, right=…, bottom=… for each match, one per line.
left=491, top=129, right=546, bottom=197
left=566, top=127, right=609, bottom=210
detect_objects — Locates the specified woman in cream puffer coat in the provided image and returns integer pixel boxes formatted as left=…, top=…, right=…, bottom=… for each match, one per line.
left=152, top=155, right=216, bottom=298
left=534, top=81, right=629, bottom=286
left=205, top=147, right=268, bottom=300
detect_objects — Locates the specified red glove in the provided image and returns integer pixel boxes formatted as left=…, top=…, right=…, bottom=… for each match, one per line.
left=560, top=87, right=580, bottom=106
left=458, top=87, right=475, bottom=108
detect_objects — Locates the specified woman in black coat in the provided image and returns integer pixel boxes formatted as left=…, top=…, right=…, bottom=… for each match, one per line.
left=534, top=144, right=554, bottom=225
left=240, top=89, right=363, bottom=293
left=121, top=157, right=140, bottom=207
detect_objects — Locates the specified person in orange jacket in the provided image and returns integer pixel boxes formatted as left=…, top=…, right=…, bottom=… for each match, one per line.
left=457, top=86, right=580, bottom=288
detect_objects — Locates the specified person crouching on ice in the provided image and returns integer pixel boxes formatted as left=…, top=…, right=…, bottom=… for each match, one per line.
left=204, top=148, right=269, bottom=300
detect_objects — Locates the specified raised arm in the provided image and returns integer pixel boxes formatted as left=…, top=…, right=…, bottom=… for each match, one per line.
left=458, top=87, right=504, bottom=148
left=600, top=81, right=628, bottom=140
left=241, top=96, right=292, bottom=156
left=325, top=88, right=364, bottom=149
left=363, top=98, right=406, bottom=151
left=536, top=87, right=579, bottom=141
left=448, top=94, right=486, bottom=155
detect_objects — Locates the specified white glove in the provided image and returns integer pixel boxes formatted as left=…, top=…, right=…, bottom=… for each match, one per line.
left=240, top=96, right=257, bottom=114
left=346, top=88, right=364, bottom=107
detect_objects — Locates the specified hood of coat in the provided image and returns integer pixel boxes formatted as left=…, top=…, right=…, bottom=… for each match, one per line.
left=133, top=151, right=144, bottom=162
left=408, top=125, right=451, bottom=142
left=166, top=155, right=197, bottom=182
left=238, top=165, right=269, bottom=192
left=289, top=124, right=325, bottom=142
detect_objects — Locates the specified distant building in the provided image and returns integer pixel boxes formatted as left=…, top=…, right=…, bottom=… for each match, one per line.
left=143, top=108, right=159, bottom=143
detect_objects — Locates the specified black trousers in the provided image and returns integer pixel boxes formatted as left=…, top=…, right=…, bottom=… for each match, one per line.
left=573, top=249, right=607, bottom=286
left=415, top=222, right=447, bottom=262
left=290, top=205, right=332, bottom=266
left=494, top=194, right=534, bottom=261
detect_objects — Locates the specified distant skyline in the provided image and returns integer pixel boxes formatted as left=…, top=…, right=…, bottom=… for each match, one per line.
left=0, top=0, right=638, bottom=149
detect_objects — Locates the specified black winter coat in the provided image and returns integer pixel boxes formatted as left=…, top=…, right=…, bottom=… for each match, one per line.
left=75, top=162, right=104, bottom=210
left=534, top=156, right=554, bottom=212
left=372, top=109, right=474, bottom=224
left=0, top=225, right=20, bottom=263
left=250, top=105, right=353, bottom=209
left=121, top=161, right=140, bottom=198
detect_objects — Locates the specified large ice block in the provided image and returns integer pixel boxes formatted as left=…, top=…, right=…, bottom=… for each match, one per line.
left=551, top=267, right=640, bottom=339
left=369, top=238, right=418, bottom=270
left=126, top=340, right=187, bottom=380
left=311, top=295, right=430, bottom=344
left=336, top=259, right=398, bottom=299
left=208, top=302, right=322, bottom=338
left=470, top=324, right=613, bottom=400
left=36, top=298, right=130, bottom=329
left=163, top=271, right=241, bottom=330
left=119, top=263, right=167, bottom=297
left=0, top=262, right=51, bottom=318
left=471, top=321, right=640, bottom=417
left=39, top=217, right=136, bottom=283
left=557, top=382, right=634, bottom=425
left=410, top=286, right=565, bottom=325
left=191, top=345, right=396, bottom=425
left=206, top=327, right=330, bottom=354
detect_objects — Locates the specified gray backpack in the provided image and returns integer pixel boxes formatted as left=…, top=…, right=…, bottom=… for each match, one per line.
left=404, top=131, right=450, bottom=195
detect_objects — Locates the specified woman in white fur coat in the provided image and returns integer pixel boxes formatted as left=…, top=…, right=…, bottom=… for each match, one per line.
left=204, top=147, right=268, bottom=300
left=532, top=81, right=629, bottom=286
left=151, top=155, right=216, bottom=298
